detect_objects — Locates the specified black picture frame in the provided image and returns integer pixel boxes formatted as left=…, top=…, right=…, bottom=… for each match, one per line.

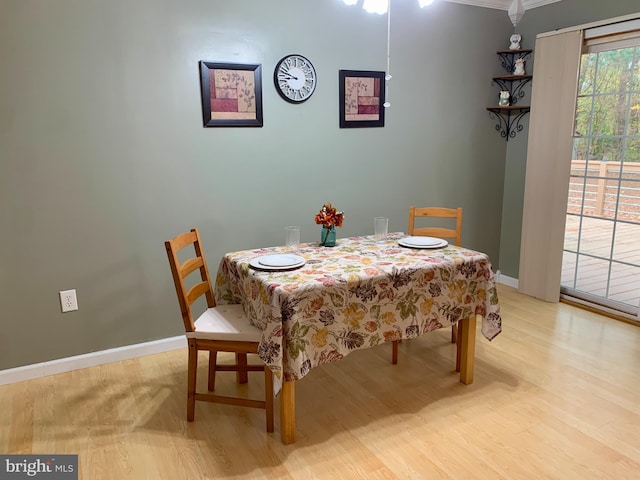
left=199, top=61, right=263, bottom=127
left=339, top=70, right=385, bottom=128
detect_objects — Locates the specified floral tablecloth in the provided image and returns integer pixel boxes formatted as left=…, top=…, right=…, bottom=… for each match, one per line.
left=215, top=233, right=502, bottom=394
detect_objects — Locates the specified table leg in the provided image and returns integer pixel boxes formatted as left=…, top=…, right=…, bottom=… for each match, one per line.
left=455, top=322, right=462, bottom=372
left=459, top=314, right=477, bottom=385
left=280, top=380, right=296, bottom=444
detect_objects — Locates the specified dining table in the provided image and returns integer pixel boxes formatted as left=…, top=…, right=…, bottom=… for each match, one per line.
left=214, top=232, right=502, bottom=444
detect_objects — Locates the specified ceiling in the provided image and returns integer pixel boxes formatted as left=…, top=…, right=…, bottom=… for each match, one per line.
left=444, top=0, right=563, bottom=10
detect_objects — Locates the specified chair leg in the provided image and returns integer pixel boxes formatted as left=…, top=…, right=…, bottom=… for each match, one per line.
left=451, top=324, right=458, bottom=344
left=392, top=340, right=398, bottom=365
left=236, top=352, right=249, bottom=384
left=208, top=350, right=217, bottom=391
left=264, top=366, right=274, bottom=433
left=187, top=342, right=198, bottom=422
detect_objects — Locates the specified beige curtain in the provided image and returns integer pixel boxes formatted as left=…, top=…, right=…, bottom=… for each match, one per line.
left=518, top=30, right=583, bottom=302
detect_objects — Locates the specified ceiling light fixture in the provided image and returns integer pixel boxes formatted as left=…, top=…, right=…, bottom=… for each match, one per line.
left=508, top=0, right=525, bottom=29
left=343, top=0, right=435, bottom=15
left=362, top=0, right=388, bottom=14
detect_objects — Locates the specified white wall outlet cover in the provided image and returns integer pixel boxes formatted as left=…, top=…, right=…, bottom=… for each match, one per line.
left=59, top=289, right=78, bottom=313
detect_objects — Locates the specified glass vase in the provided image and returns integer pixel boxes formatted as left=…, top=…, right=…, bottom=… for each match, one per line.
left=320, top=226, right=336, bottom=247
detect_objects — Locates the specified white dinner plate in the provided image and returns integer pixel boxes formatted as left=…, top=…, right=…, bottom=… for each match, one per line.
left=398, top=236, right=448, bottom=249
left=250, top=254, right=306, bottom=270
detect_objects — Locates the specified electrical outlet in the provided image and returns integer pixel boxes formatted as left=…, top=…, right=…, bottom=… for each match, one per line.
left=59, top=289, right=78, bottom=313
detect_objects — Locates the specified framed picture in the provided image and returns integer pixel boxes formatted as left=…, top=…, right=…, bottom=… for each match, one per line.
left=199, top=61, right=263, bottom=127
left=339, top=70, right=385, bottom=128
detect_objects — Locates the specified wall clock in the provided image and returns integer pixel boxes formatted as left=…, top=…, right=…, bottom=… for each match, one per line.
left=273, top=54, right=317, bottom=104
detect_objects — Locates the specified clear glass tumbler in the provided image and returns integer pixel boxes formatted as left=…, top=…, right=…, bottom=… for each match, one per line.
left=374, top=217, right=389, bottom=237
left=285, top=226, right=301, bottom=248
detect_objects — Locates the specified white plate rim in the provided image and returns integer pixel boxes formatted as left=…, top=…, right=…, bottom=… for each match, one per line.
left=398, top=237, right=448, bottom=249
left=258, top=254, right=305, bottom=267
left=401, top=236, right=444, bottom=246
left=249, top=254, right=306, bottom=270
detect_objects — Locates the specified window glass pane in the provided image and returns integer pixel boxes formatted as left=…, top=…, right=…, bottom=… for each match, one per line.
left=591, top=93, right=628, bottom=136
left=574, top=96, right=592, bottom=137
left=632, top=47, right=640, bottom=91
left=595, top=49, right=634, bottom=94
left=575, top=255, right=609, bottom=297
left=561, top=250, right=577, bottom=288
left=572, top=137, right=589, bottom=162
left=629, top=93, right=640, bottom=136
left=608, top=262, right=640, bottom=306
left=623, top=137, right=640, bottom=165
left=563, top=215, right=579, bottom=250
left=617, top=170, right=640, bottom=220
left=589, top=137, right=624, bottom=162
left=579, top=172, right=598, bottom=216
left=578, top=217, right=614, bottom=257
left=613, top=222, right=640, bottom=261
left=567, top=174, right=586, bottom=212
left=602, top=177, right=620, bottom=219
left=578, top=53, right=596, bottom=95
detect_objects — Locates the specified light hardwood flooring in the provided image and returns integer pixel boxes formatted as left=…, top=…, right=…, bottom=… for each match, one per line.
left=1, top=285, right=640, bottom=479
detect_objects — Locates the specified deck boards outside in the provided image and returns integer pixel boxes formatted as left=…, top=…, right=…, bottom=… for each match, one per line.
left=562, top=215, right=640, bottom=309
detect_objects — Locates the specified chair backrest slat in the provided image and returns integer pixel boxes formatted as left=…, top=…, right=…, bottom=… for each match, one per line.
left=172, top=230, right=198, bottom=250
left=181, top=257, right=204, bottom=278
left=186, top=281, right=211, bottom=306
left=408, top=206, right=463, bottom=247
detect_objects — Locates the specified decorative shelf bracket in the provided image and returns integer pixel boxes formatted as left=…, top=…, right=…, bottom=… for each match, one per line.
left=486, top=106, right=530, bottom=140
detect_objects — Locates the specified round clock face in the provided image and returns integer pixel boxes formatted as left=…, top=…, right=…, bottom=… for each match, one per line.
left=274, top=54, right=317, bottom=103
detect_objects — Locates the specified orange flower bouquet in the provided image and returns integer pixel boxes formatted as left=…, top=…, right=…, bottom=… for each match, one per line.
left=314, top=202, right=344, bottom=246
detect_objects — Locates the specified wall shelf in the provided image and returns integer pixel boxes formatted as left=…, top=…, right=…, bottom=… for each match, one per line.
left=488, top=49, right=533, bottom=141
left=497, top=49, right=533, bottom=74
left=492, top=75, right=532, bottom=105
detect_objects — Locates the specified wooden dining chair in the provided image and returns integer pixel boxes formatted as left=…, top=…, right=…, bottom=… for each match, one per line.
left=165, top=228, right=274, bottom=432
left=392, top=206, right=464, bottom=365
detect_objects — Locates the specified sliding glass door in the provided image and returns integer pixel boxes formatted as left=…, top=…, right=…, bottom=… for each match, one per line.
left=562, top=37, right=640, bottom=319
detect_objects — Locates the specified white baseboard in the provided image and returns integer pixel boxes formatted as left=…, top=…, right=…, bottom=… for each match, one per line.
left=0, top=336, right=186, bottom=386
left=497, top=272, right=519, bottom=289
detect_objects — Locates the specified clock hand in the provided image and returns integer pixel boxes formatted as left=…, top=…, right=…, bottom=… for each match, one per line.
left=278, top=72, right=299, bottom=81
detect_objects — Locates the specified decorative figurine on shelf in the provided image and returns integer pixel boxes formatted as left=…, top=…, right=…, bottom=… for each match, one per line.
left=514, top=58, right=526, bottom=75
left=499, top=91, right=510, bottom=106
left=509, top=33, right=522, bottom=50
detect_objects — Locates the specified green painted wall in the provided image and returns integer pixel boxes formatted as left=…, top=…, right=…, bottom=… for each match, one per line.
left=498, top=0, right=640, bottom=279
left=0, top=0, right=510, bottom=370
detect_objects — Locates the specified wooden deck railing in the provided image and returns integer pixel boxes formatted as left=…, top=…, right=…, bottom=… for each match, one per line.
left=568, top=161, right=640, bottom=221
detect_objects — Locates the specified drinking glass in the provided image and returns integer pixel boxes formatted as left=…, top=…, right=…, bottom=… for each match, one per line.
left=285, top=226, right=301, bottom=248
left=374, top=217, right=389, bottom=237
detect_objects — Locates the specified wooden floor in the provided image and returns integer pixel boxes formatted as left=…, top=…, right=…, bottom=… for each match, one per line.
left=2, top=285, right=640, bottom=479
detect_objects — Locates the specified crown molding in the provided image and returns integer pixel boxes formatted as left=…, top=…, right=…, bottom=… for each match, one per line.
left=443, top=0, right=563, bottom=11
